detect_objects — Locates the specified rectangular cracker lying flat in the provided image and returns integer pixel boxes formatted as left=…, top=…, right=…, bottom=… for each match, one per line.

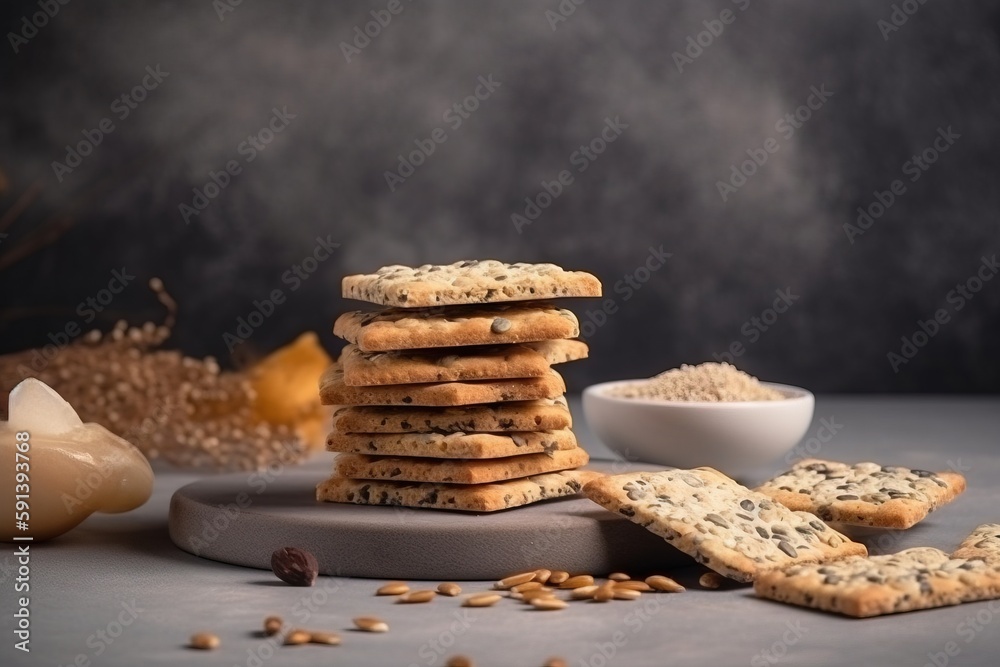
left=754, top=459, right=967, bottom=529
left=339, top=339, right=587, bottom=386
left=342, top=260, right=602, bottom=308
left=331, top=398, right=572, bottom=434
left=333, top=304, right=579, bottom=352
left=327, top=429, right=578, bottom=459
left=583, top=468, right=867, bottom=582
left=319, top=365, right=565, bottom=406
left=316, top=470, right=602, bottom=512
left=334, top=448, right=589, bottom=484
left=953, top=523, right=1000, bottom=562
left=754, top=547, right=1000, bottom=617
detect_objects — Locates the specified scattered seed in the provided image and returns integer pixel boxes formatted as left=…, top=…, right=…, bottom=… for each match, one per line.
left=608, top=572, right=630, bottom=581
left=377, top=581, right=410, bottom=596
left=534, top=569, right=552, bottom=584
left=544, top=658, right=569, bottom=667
left=438, top=582, right=462, bottom=597
left=548, top=571, right=570, bottom=585
left=513, top=581, right=544, bottom=593
left=570, top=585, right=599, bottom=600
left=263, top=616, right=283, bottom=636
left=496, top=572, right=537, bottom=589
left=354, top=616, right=388, bottom=633
left=646, top=575, right=685, bottom=593
left=284, top=629, right=311, bottom=645
left=519, top=589, right=556, bottom=603
left=464, top=593, right=503, bottom=607
left=613, top=588, right=641, bottom=601
left=531, top=598, right=568, bottom=611
left=309, top=631, right=341, bottom=645
left=559, top=575, right=594, bottom=589
left=398, top=590, right=436, bottom=604
left=699, top=572, right=724, bottom=589
left=592, top=584, right=616, bottom=602
left=189, top=632, right=219, bottom=650
left=447, top=656, right=475, bottom=667
left=614, top=580, right=652, bottom=592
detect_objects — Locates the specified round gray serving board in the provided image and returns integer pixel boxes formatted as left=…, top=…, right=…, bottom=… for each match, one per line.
left=167, top=461, right=691, bottom=580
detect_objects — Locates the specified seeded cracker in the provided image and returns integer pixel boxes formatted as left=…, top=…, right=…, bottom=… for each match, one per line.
left=326, top=429, right=578, bottom=459
left=334, top=304, right=580, bottom=352
left=952, top=523, right=1000, bottom=562
left=582, top=468, right=866, bottom=582
left=319, top=365, right=566, bottom=406
left=330, top=398, right=572, bottom=434
left=341, top=260, right=602, bottom=308
left=754, top=459, right=966, bottom=529
left=754, top=546, right=1000, bottom=618
left=316, top=470, right=602, bottom=512
left=333, top=448, right=589, bottom=484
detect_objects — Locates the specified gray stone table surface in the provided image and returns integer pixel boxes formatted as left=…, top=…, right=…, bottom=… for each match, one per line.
left=3, top=396, right=999, bottom=667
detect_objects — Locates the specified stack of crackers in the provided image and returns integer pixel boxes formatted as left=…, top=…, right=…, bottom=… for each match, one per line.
left=316, top=260, right=603, bottom=512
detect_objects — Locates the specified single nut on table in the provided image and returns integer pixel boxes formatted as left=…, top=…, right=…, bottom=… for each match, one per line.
left=353, top=616, right=389, bottom=633
left=646, top=575, right=685, bottom=593
left=512, top=581, right=544, bottom=593
left=518, top=589, right=556, bottom=603
left=376, top=581, right=410, bottom=596
left=592, top=584, right=616, bottom=602
left=490, top=317, right=512, bottom=333
left=189, top=632, right=219, bottom=650
left=533, top=568, right=553, bottom=584
left=263, top=616, right=283, bottom=636
left=699, top=572, right=724, bottom=589
left=615, top=580, right=653, bottom=592
left=558, top=575, right=594, bottom=589
left=309, top=631, right=341, bottom=645
left=570, top=585, right=599, bottom=600
left=495, top=571, right=536, bottom=589
left=398, top=590, right=436, bottom=603
left=531, top=598, right=568, bottom=611
left=437, top=582, right=462, bottom=597
left=608, top=572, right=630, bottom=582
left=547, top=571, right=570, bottom=585
left=270, top=547, right=318, bottom=586
left=612, top=588, right=641, bottom=601
left=463, top=593, right=502, bottom=607
left=284, top=629, right=311, bottom=645
left=446, top=656, right=475, bottom=667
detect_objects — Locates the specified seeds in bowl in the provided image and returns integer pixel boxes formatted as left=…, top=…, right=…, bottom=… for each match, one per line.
left=609, top=362, right=784, bottom=402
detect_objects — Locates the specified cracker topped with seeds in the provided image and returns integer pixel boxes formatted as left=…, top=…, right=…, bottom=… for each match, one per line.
left=754, top=459, right=966, bottom=529
left=342, top=260, right=602, bottom=308
left=327, top=428, right=577, bottom=459
left=330, top=398, right=572, bottom=434
left=583, top=468, right=866, bottom=582
left=334, top=303, right=580, bottom=352
left=754, top=546, right=1000, bottom=617
left=953, top=523, right=1000, bottom=562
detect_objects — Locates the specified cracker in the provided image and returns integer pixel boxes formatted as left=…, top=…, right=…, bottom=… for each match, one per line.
left=339, top=340, right=586, bottom=386
left=582, top=468, right=866, bottom=582
left=753, top=547, right=1000, bottom=617
left=341, top=260, right=602, bottom=308
left=316, top=470, right=602, bottom=512
left=755, top=459, right=967, bottom=529
left=333, top=304, right=580, bottom=352
left=319, top=365, right=565, bottom=406
left=330, top=398, right=572, bottom=434
left=326, top=429, right=578, bottom=459
left=334, top=448, right=589, bottom=484
left=953, top=524, right=1000, bottom=562
left=525, top=339, right=589, bottom=364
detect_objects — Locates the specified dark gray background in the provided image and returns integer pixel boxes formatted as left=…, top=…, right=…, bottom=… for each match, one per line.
left=1, top=0, right=998, bottom=392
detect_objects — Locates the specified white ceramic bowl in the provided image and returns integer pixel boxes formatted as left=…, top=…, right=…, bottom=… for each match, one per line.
left=582, top=380, right=815, bottom=479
